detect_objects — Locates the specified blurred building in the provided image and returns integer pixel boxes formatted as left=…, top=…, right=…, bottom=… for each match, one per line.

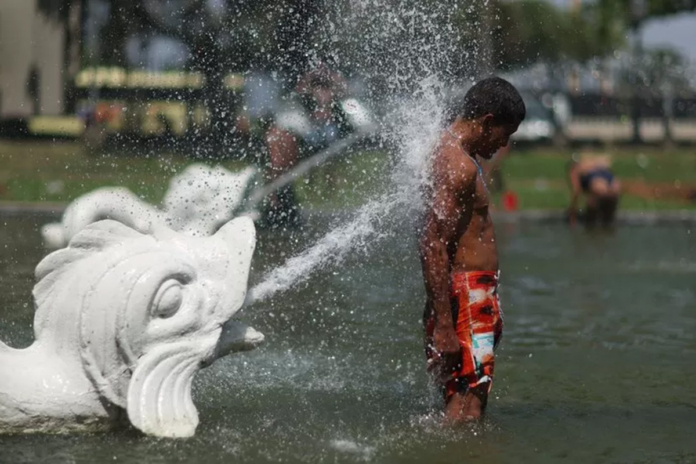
left=0, top=1, right=80, bottom=118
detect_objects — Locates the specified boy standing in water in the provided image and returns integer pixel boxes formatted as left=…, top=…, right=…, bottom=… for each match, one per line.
left=419, top=77, right=525, bottom=424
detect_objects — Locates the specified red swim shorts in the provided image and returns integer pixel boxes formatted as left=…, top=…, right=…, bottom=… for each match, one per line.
left=424, top=270, right=504, bottom=399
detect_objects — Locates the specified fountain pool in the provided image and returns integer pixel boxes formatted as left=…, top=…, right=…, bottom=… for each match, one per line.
left=1, top=212, right=695, bottom=463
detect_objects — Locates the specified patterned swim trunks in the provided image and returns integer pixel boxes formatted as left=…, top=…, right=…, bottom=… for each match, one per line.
left=424, top=270, right=504, bottom=399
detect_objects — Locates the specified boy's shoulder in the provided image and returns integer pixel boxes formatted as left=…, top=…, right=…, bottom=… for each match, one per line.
left=434, top=141, right=478, bottom=191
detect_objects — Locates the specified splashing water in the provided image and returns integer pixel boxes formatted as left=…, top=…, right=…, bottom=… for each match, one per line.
left=246, top=0, right=477, bottom=305
left=247, top=80, right=445, bottom=304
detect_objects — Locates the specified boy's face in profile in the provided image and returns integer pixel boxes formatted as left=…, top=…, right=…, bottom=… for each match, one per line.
left=477, top=115, right=519, bottom=159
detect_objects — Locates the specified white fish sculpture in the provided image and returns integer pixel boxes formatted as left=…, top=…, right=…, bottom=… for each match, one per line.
left=0, top=217, right=262, bottom=438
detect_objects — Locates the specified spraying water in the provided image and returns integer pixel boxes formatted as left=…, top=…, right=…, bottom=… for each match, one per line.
left=246, top=0, right=482, bottom=305
left=247, top=80, right=444, bottom=304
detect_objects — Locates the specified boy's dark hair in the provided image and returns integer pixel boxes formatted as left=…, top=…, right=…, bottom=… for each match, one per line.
left=448, top=77, right=526, bottom=125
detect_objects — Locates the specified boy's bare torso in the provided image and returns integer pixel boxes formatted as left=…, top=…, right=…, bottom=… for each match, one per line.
left=428, top=133, right=498, bottom=273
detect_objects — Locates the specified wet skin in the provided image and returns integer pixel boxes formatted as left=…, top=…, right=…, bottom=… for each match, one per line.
left=419, top=115, right=519, bottom=424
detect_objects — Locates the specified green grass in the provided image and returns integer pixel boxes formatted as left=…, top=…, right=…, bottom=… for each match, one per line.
left=0, top=141, right=389, bottom=208
left=506, top=148, right=696, bottom=184
left=293, top=148, right=390, bottom=207
left=0, top=141, right=694, bottom=210
left=497, top=147, right=696, bottom=210
left=0, top=141, right=193, bottom=204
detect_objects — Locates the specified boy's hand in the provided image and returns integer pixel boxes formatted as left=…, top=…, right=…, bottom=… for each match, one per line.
left=428, top=325, right=462, bottom=383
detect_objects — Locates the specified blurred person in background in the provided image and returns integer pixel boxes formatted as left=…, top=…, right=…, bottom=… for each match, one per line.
left=262, top=60, right=348, bottom=226
left=293, top=61, right=348, bottom=146
left=567, top=152, right=621, bottom=228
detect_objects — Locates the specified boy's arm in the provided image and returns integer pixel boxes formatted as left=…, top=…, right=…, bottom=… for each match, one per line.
left=419, top=158, right=476, bottom=374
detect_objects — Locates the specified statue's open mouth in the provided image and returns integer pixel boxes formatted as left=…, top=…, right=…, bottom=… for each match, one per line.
left=214, top=320, right=265, bottom=360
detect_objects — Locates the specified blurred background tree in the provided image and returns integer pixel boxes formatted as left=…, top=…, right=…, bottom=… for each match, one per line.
left=598, top=0, right=696, bottom=22
left=134, top=0, right=318, bottom=146
left=56, top=0, right=696, bottom=145
left=79, top=0, right=319, bottom=150
left=81, top=0, right=696, bottom=88
left=452, top=0, right=626, bottom=81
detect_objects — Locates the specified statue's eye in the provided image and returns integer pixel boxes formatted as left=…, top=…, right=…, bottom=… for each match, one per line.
left=152, top=280, right=184, bottom=319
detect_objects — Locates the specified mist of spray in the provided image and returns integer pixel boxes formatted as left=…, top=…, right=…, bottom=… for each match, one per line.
left=246, top=0, right=472, bottom=305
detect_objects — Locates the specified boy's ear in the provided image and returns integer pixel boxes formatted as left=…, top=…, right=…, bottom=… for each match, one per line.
left=481, top=113, right=495, bottom=131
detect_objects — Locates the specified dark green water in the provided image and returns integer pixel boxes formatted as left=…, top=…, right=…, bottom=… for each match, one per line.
left=1, top=213, right=695, bottom=463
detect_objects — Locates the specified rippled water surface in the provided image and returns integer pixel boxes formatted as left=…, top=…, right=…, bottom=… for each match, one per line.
left=1, top=213, right=695, bottom=463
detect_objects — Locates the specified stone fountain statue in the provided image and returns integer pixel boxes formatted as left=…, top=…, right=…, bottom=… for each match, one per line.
left=1, top=217, right=263, bottom=438
left=41, top=163, right=259, bottom=249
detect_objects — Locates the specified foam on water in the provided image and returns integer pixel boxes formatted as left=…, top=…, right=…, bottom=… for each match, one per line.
left=329, top=439, right=376, bottom=461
